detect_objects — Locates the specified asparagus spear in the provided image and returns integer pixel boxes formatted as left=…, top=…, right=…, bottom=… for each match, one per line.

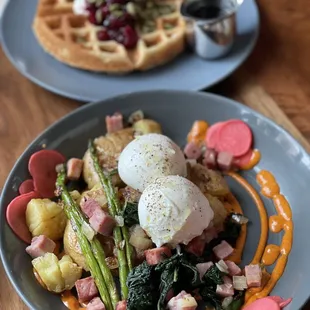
left=56, top=171, right=119, bottom=309
left=89, top=140, right=134, bottom=296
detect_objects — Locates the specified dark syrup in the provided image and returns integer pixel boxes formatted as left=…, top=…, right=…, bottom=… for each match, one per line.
left=187, top=2, right=222, bottom=19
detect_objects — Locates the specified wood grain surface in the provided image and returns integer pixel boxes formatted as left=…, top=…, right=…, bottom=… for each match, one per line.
left=1, top=0, right=310, bottom=309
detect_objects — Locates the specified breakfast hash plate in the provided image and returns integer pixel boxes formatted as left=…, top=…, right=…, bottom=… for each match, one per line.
left=1, top=91, right=308, bottom=310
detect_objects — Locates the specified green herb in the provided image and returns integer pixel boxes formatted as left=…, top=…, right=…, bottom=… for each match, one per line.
left=203, top=265, right=224, bottom=287
left=199, top=286, right=222, bottom=310
left=122, top=202, right=139, bottom=227
left=155, top=253, right=201, bottom=309
left=226, top=292, right=245, bottom=310
left=127, top=261, right=159, bottom=310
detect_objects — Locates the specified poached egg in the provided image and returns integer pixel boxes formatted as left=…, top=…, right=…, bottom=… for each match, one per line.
left=118, top=134, right=187, bottom=192
left=138, top=175, right=214, bottom=247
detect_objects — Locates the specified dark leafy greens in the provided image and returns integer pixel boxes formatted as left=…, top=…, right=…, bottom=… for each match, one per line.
left=203, top=265, right=224, bottom=287
left=122, top=202, right=139, bottom=227
left=126, top=261, right=159, bottom=310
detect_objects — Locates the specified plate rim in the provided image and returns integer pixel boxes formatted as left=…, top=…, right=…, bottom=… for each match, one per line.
left=0, top=90, right=309, bottom=309
left=0, top=0, right=260, bottom=102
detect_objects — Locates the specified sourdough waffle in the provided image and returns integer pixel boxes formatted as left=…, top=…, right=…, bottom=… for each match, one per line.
left=33, top=0, right=186, bottom=73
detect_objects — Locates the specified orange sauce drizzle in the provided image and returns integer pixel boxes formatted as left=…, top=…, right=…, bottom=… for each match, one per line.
left=240, top=149, right=261, bottom=170
left=227, top=172, right=269, bottom=264
left=61, top=291, right=86, bottom=310
left=224, top=194, right=247, bottom=264
left=262, top=244, right=280, bottom=266
left=244, top=170, right=293, bottom=305
left=187, top=120, right=208, bottom=145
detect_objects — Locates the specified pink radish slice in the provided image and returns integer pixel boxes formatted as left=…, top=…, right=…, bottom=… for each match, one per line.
left=233, top=149, right=253, bottom=168
left=243, top=298, right=280, bottom=310
left=28, top=150, right=66, bottom=198
left=217, top=120, right=253, bottom=157
left=18, top=179, right=35, bottom=195
left=205, top=122, right=225, bottom=149
left=6, top=191, right=41, bottom=244
left=267, top=297, right=293, bottom=308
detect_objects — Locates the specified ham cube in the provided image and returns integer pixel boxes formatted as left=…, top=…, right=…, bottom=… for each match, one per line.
left=26, top=235, right=56, bottom=258
left=225, top=260, right=242, bottom=276
left=87, top=297, right=106, bottom=310
left=145, top=246, right=172, bottom=265
left=89, top=209, right=116, bottom=236
left=184, top=142, right=202, bottom=160
left=245, top=264, right=262, bottom=288
left=168, top=291, right=198, bottom=310
left=116, top=300, right=127, bottom=310
left=76, top=277, right=98, bottom=303
left=196, top=262, right=214, bottom=280
left=233, top=276, right=248, bottom=290
left=67, top=158, right=84, bottom=181
left=185, top=234, right=206, bottom=257
left=80, top=198, right=102, bottom=218
left=216, top=283, right=234, bottom=297
left=213, top=241, right=234, bottom=260
left=203, top=149, right=217, bottom=169
left=204, top=226, right=218, bottom=243
left=106, top=113, right=123, bottom=134
left=217, top=151, right=234, bottom=171
left=223, top=276, right=233, bottom=285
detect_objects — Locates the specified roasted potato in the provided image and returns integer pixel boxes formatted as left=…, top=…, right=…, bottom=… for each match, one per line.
left=63, top=220, right=114, bottom=271
left=205, top=194, right=228, bottom=230
left=26, top=199, right=67, bottom=241
left=129, top=225, right=153, bottom=250
left=133, top=119, right=162, bottom=135
left=70, top=190, right=82, bottom=204
left=32, top=253, right=82, bottom=293
left=59, top=255, right=83, bottom=290
left=187, top=163, right=230, bottom=197
left=83, top=128, right=134, bottom=189
left=80, top=184, right=107, bottom=210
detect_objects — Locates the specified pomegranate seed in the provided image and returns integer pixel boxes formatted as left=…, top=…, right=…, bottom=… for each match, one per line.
left=108, top=0, right=127, bottom=4
left=86, top=2, right=97, bottom=11
left=121, top=25, right=138, bottom=48
left=97, top=29, right=110, bottom=41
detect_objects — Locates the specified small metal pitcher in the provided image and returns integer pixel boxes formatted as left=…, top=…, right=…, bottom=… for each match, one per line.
left=181, top=0, right=244, bottom=59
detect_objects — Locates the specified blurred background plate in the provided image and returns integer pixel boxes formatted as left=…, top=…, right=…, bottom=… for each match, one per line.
left=0, top=0, right=259, bottom=102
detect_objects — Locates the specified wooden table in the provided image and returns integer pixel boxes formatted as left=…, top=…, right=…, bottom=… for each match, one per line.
left=1, top=0, right=310, bottom=309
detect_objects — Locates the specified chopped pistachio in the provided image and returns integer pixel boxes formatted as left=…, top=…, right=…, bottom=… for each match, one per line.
left=112, top=10, right=124, bottom=17
left=164, top=23, right=174, bottom=30
left=109, top=3, right=122, bottom=11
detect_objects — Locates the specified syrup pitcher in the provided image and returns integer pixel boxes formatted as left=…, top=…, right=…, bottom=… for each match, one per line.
left=181, top=0, right=244, bottom=59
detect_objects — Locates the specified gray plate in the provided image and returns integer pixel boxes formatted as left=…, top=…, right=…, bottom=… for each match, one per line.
left=1, top=91, right=309, bottom=310
left=0, top=0, right=259, bottom=102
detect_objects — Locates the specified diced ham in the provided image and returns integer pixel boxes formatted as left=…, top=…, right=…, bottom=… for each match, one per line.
left=213, top=241, right=234, bottom=260
left=203, top=149, right=217, bottom=169
left=204, top=226, right=218, bottom=243
left=217, top=151, right=234, bottom=171
left=166, top=288, right=175, bottom=302
left=184, top=142, right=202, bottom=160
left=223, top=276, right=233, bottom=285
left=87, top=297, right=106, bottom=310
left=168, top=291, right=198, bottom=310
left=145, top=246, right=172, bottom=265
left=225, top=260, right=242, bottom=276
left=196, top=262, right=214, bottom=280
left=106, top=113, right=124, bottom=134
left=245, top=264, right=262, bottom=288
left=80, top=198, right=102, bottom=218
left=233, top=276, right=248, bottom=290
left=26, top=235, right=56, bottom=258
left=76, top=277, right=98, bottom=303
left=89, top=209, right=116, bottom=236
left=116, top=300, right=127, bottom=310
left=185, top=234, right=206, bottom=257
left=216, top=283, right=234, bottom=297
left=66, top=158, right=84, bottom=180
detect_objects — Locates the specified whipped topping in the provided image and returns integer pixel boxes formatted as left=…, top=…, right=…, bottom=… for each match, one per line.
left=73, top=0, right=88, bottom=15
